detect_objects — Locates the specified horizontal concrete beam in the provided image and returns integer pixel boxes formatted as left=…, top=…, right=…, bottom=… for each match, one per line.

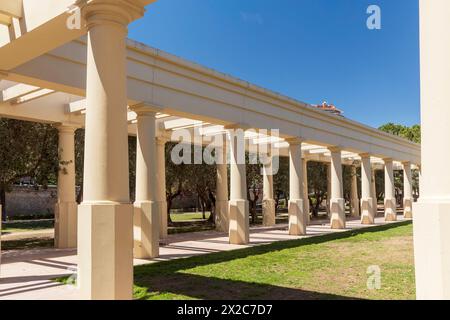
left=0, top=0, right=23, bottom=18
left=0, top=0, right=84, bottom=71
left=0, top=13, right=12, bottom=26
left=1, top=83, right=40, bottom=102
left=4, top=38, right=421, bottom=164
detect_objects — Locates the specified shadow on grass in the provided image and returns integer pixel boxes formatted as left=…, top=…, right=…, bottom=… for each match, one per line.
left=134, top=221, right=412, bottom=300
left=168, top=224, right=216, bottom=235
left=136, top=273, right=357, bottom=300
left=1, top=238, right=54, bottom=251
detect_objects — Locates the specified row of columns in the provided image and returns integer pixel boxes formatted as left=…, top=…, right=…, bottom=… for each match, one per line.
left=51, top=118, right=416, bottom=299
left=43, top=0, right=416, bottom=299
left=53, top=126, right=415, bottom=251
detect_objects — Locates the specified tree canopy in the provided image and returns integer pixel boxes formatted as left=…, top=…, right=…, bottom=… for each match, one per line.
left=378, top=123, right=421, bottom=143
left=0, top=119, right=59, bottom=220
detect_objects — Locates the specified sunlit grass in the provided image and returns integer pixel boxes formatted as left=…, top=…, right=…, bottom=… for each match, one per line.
left=134, top=221, right=415, bottom=300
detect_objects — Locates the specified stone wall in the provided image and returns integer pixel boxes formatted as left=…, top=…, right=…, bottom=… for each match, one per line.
left=5, top=185, right=57, bottom=218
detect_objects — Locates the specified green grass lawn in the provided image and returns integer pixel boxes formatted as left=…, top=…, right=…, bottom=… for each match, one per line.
left=133, top=221, right=415, bottom=300
left=170, top=212, right=211, bottom=222
left=1, top=219, right=54, bottom=233
left=1, top=238, right=54, bottom=251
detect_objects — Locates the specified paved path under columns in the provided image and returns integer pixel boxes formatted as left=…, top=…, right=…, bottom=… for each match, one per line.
left=0, top=215, right=408, bottom=300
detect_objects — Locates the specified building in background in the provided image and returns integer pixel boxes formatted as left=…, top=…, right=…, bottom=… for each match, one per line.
left=313, top=101, right=344, bottom=116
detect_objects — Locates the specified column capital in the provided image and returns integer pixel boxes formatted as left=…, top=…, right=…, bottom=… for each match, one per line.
left=383, top=157, right=394, bottom=163
left=155, top=136, right=168, bottom=146
left=78, top=0, right=146, bottom=29
left=130, top=102, right=163, bottom=116
left=328, top=146, right=342, bottom=153
left=286, top=137, right=303, bottom=146
left=54, top=123, right=78, bottom=134
left=359, top=153, right=371, bottom=159
left=402, top=161, right=411, bottom=166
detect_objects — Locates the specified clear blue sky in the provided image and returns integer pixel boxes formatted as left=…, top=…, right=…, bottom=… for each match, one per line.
left=129, top=0, right=420, bottom=128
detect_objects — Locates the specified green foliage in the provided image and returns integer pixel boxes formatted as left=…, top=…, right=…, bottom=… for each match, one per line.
left=378, top=123, right=421, bottom=200
left=0, top=119, right=59, bottom=220
left=307, top=161, right=328, bottom=216
left=378, top=123, right=421, bottom=144
left=273, top=156, right=289, bottom=209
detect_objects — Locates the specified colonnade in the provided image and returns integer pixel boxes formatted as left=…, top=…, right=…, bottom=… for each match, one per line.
left=51, top=117, right=416, bottom=299
left=26, top=0, right=416, bottom=300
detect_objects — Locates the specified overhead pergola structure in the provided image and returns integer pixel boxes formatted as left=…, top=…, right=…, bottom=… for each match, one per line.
left=0, top=0, right=421, bottom=300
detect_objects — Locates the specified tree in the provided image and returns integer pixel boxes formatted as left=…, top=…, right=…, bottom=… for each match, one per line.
left=378, top=123, right=421, bottom=199
left=128, top=136, right=137, bottom=202
left=246, top=161, right=262, bottom=224
left=183, top=162, right=216, bottom=220
left=273, top=156, right=289, bottom=211
left=165, top=142, right=188, bottom=224
left=74, top=129, right=85, bottom=203
left=307, top=161, right=328, bottom=217
left=0, top=119, right=59, bottom=221
left=378, top=123, right=421, bottom=144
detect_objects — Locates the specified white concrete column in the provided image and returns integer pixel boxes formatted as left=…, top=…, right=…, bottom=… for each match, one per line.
left=302, top=157, right=310, bottom=224
left=329, top=147, right=345, bottom=229
left=373, top=168, right=380, bottom=216
left=54, top=125, right=77, bottom=249
left=371, top=169, right=378, bottom=216
left=155, top=136, right=168, bottom=238
left=414, top=0, right=450, bottom=299
left=228, top=129, right=249, bottom=244
left=215, top=134, right=229, bottom=232
left=326, top=163, right=331, bottom=216
left=360, top=154, right=375, bottom=224
left=403, top=162, right=413, bottom=219
left=132, top=106, right=159, bottom=259
left=287, top=138, right=306, bottom=235
left=262, top=155, right=276, bottom=227
left=384, top=158, right=397, bottom=221
left=77, top=0, right=145, bottom=300
left=350, top=165, right=360, bottom=218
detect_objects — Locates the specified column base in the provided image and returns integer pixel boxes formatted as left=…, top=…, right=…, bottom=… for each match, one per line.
left=384, top=198, right=397, bottom=221
left=54, top=201, right=78, bottom=248
left=78, top=202, right=133, bottom=300
left=413, top=201, right=450, bottom=299
left=330, top=198, right=345, bottom=229
left=288, top=199, right=306, bottom=235
left=262, top=199, right=276, bottom=227
left=360, top=198, right=375, bottom=225
left=228, top=199, right=249, bottom=245
left=133, top=201, right=159, bottom=259
left=403, top=198, right=413, bottom=219
left=157, top=200, right=168, bottom=239
left=215, top=200, right=229, bottom=232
